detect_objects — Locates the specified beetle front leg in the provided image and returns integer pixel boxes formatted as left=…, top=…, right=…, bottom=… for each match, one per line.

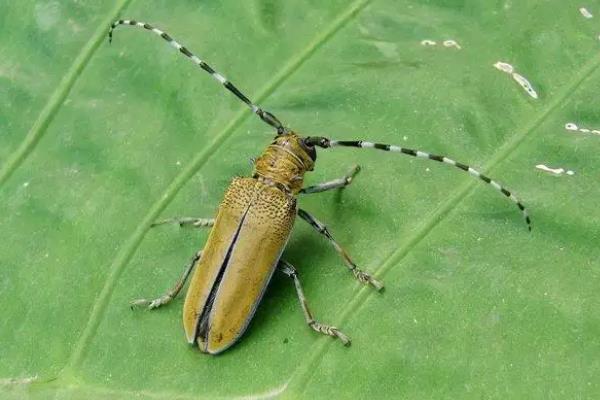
left=151, top=217, right=215, bottom=228
left=131, top=250, right=202, bottom=310
left=297, top=209, right=383, bottom=291
left=278, top=260, right=351, bottom=346
left=299, top=165, right=360, bottom=194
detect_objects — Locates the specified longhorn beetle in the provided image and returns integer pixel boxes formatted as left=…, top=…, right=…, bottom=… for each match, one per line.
left=108, top=20, right=531, bottom=355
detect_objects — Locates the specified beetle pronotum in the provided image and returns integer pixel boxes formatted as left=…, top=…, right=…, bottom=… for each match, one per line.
left=108, top=20, right=531, bottom=355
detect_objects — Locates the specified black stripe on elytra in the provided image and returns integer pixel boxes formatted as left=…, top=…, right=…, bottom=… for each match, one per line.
left=196, top=207, right=250, bottom=343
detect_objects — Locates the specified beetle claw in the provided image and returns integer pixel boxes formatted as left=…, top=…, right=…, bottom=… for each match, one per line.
left=369, top=277, right=385, bottom=292
left=354, top=270, right=384, bottom=292
left=333, top=329, right=352, bottom=346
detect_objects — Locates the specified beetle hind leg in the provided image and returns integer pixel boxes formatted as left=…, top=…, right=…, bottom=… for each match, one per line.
left=279, top=260, right=351, bottom=346
left=131, top=250, right=202, bottom=310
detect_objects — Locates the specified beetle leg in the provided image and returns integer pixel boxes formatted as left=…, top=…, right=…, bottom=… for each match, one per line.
left=131, top=250, right=202, bottom=310
left=151, top=217, right=215, bottom=228
left=299, top=165, right=360, bottom=194
left=297, top=209, right=384, bottom=291
left=278, top=260, right=351, bottom=346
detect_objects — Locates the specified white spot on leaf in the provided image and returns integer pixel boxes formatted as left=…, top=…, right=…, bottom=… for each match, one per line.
left=421, top=39, right=462, bottom=49
left=565, top=122, right=600, bottom=135
left=580, top=7, right=593, bottom=18
left=565, top=122, right=579, bottom=131
left=494, top=61, right=539, bottom=99
left=443, top=39, right=462, bottom=49
left=494, top=61, right=514, bottom=74
left=512, top=73, right=538, bottom=99
left=536, top=164, right=575, bottom=176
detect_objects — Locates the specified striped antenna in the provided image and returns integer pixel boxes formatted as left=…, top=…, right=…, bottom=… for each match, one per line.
left=305, top=137, right=532, bottom=231
left=108, top=20, right=286, bottom=133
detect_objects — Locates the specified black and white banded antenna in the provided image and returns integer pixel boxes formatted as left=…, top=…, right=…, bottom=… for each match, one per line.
left=108, top=20, right=286, bottom=134
left=305, top=137, right=532, bottom=231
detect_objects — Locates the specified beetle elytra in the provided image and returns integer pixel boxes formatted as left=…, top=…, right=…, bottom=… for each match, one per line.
left=108, top=20, right=531, bottom=355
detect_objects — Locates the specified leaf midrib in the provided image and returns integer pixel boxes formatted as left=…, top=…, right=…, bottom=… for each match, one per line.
left=0, top=0, right=133, bottom=187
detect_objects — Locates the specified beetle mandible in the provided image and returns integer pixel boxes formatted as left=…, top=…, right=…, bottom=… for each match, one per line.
left=108, top=20, right=531, bottom=355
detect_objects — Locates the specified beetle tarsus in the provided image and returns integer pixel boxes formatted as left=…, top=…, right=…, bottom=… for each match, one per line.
left=130, top=295, right=172, bottom=310
left=149, top=296, right=171, bottom=309
left=309, top=321, right=351, bottom=346
left=354, top=270, right=384, bottom=291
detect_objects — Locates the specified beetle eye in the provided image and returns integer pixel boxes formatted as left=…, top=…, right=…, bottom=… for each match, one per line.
left=301, top=139, right=317, bottom=161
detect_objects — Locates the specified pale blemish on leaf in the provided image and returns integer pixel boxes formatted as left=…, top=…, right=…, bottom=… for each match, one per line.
left=419, top=39, right=462, bottom=49
left=253, top=0, right=281, bottom=33
left=579, top=7, right=593, bottom=18
left=494, top=61, right=539, bottom=99
left=442, top=39, right=461, bottom=49
left=34, top=1, right=61, bottom=31
left=535, top=164, right=575, bottom=176
left=0, top=375, right=38, bottom=386
left=565, top=122, right=600, bottom=135
left=371, top=40, right=399, bottom=58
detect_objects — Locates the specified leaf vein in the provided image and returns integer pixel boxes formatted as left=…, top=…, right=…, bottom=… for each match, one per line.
left=0, top=0, right=134, bottom=187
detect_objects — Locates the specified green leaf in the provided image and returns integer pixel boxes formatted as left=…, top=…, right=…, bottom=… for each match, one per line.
left=2, top=0, right=599, bottom=398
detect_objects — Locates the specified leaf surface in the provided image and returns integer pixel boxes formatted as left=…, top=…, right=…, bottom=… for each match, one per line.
left=1, top=1, right=599, bottom=398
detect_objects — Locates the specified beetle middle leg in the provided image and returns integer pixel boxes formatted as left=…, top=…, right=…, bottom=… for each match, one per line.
left=297, top=209, right=384, bottom=291
left=278, top=260, right=351, bottom=346
left=299, top=164, right=360, bottom=194
left=131, top=250, right=202, bottom=309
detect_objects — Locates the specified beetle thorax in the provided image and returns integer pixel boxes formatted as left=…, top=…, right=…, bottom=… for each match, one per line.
left=253, top=133, right=315, bottom=194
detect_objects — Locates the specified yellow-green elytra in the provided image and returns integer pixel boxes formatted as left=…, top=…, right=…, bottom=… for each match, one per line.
left=109, top=20, right=532, bottom=355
